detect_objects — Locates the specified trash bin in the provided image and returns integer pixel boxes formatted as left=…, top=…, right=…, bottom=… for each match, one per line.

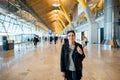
left=3, top=40, right=14, bottom=50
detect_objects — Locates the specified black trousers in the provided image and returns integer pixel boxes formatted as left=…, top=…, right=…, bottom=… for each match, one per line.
left=65, top=70, right=81, bottom=80
left=85, top=41, right=88, bottom=46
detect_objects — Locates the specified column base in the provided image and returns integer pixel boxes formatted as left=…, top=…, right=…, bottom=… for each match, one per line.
left=102, top=39, right=120, bottom=48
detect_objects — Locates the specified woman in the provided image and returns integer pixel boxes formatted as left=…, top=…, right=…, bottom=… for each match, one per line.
left=83, top=36, right=88, bottom=48
left=60, top=30, right=85, bottom=80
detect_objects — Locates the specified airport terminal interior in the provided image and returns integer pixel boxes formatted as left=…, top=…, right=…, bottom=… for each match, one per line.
left=0, top=0, right=120, bottom=80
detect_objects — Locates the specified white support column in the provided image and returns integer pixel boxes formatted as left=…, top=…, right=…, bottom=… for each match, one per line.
left=83, top=6, right=98, bottom=44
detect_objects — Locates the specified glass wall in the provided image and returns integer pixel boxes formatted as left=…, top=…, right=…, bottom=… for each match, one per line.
left=0, top=14, right=37, bottom=44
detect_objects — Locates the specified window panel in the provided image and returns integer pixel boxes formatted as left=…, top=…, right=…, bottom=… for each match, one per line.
left=3, top=22, right=9, bottom=32
left=0, top=15, right=5, bottom=20
left=1, top=23, right=5, bottom=32
left=0, top=23, right=3, bottom=32
left=15, top=25, right=19, bottom=34
left=10, top=19, right=15, bottom=24
left=8, top=23, right=13, bottom=33
left=5, top=16, right=11, bottom=22
left=12, top=24, right=17, bottom=33
left=0, top=14, right=37, bottom=35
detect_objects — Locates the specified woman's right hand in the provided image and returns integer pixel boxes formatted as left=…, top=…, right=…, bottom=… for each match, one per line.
left=61, top=72, right=66, bottom=78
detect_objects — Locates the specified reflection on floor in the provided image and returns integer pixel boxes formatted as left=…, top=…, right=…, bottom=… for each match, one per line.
left=0, top=40, right=120, bottom=80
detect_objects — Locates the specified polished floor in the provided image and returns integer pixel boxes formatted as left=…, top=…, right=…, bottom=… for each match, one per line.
left=0, top=40, right=120, bottom=80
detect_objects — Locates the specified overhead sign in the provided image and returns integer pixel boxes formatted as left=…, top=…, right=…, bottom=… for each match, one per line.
left=48, top=30, right=52, bottom=35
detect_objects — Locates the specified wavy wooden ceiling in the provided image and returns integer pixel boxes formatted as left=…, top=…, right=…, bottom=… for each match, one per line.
left=0, top=0, right=103, bottom=34
left=24, top=0, right=78, bottom=34
left=24, top=0, right=103, bottom=34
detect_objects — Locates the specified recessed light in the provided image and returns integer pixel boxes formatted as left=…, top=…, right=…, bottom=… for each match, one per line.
left=54, top=9, right=59, bottom=13
left=54, top=14, right=58, bottom=17
left=52, top=4, right=60, bottom=7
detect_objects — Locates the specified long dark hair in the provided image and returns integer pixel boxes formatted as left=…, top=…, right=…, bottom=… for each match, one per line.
left=67, top=30, right=76, bottom=36
left=64, top=38, right=69, bottom=49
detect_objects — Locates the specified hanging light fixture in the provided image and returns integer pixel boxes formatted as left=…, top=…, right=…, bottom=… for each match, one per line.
left=54, top=9, right=59, bottom=13
left=54, top=13, right=58, bottom=17
left=52, top=0, right=60, bottom=7
left=52, top=3, right=60, bottom=7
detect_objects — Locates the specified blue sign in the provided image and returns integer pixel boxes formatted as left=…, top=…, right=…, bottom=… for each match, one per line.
left=48, top=30, right=52, bottom=35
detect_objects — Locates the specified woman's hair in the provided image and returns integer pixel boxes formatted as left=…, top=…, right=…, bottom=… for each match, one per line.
left=64, top=38, right=69, bottom=48
left=64, top=38, right=69, bottom=44
left=67, top=30, right=75, bottom=36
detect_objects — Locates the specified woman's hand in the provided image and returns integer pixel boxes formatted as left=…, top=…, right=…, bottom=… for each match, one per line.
left=61, top=72, right=66, bottom=78
left=77, top=46, right=83, bottom=55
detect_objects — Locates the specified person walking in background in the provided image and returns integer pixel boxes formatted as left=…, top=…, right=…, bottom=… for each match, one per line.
left=49, top=36, right=53, bottom=44
left=60, top=30, right=85, bottom=80
left=54, top=35, right=58, bottom=44
left=62, top=35, right=68, bottom=45
left=82, top=36, right=88, bottom=49
left=33, top=36, right=39, bottom=48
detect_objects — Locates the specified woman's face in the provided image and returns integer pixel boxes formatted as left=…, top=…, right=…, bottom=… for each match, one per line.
left=67, top=32, right=75, bottom=43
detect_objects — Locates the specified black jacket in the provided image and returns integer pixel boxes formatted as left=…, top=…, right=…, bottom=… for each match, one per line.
left=60, top=42, right=85, bottom=75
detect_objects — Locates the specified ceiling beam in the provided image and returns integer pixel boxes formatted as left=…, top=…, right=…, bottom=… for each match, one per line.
left=17, top=0, right=50, bottom=30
